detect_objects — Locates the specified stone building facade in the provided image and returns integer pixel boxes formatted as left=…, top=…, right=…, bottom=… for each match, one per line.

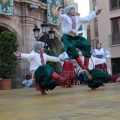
left=89, top=0, right=120, bottom=75
left=0, top=0, right=78, bottom=88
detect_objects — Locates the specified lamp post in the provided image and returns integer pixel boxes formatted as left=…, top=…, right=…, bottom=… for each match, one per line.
left=41, top=21, right=48, bottom=48
left=33, top=25, right=40, bottom=41
left=33, top=21, right=55, bottom=48
left=48, top=28, right=55, bottom=40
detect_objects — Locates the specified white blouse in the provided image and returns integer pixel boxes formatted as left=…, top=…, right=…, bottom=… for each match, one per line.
left=92, top=48, right=111, bottom=59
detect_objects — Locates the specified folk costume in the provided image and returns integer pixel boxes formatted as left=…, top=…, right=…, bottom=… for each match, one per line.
left=58, top=52, right=76, bottom=87
left=56, top=5, right=97, bottom=78
left=92, top=43, right=111, bottom=73
left=18, top=42, right=69, bottom=95
left=79, top=56, right=119, bottom=90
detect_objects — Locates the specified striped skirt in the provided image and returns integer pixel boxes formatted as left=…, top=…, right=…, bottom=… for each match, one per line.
left=62, top=61, right=76, bottom=78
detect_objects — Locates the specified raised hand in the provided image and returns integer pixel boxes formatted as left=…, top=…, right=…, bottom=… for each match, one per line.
left=57, top=5, right=63, bottom=11
left=96, top=9, right=102, bottom=15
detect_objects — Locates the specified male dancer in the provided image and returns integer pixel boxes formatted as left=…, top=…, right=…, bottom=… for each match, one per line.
left=56, top=5, right=102, bottom=78
left=78, top=55, right=120, bottom=90
left=13, top=41, right=69, bottom=95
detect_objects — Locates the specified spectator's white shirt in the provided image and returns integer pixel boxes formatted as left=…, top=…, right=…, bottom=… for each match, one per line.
left=79, top=56, right=106, bottom=71
left=56, top=7, right=96, bottom=34
left=92, top=48, right=111, bottom=59
left=22, top=79, right=33, bottom=88
left=21, top=52, right=60, bottom=71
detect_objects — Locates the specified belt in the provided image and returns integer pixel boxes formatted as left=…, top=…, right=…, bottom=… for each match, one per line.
left=68, top=31, right=76, bottom=37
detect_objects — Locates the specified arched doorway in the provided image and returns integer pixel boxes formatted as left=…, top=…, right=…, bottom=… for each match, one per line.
left=0, top=25, right=11, bottom=33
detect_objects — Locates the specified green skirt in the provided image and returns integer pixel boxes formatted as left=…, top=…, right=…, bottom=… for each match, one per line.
left=35, top=65, right=58, bottom=90
left=82, top=68, right=112, bottom=88
left=61, top=34, right=91, bottom=59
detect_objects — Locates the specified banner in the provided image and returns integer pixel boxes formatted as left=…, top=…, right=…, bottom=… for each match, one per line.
left=47, top=0, right=60, bottom=25
left=0, top=0, right=14, bottom=16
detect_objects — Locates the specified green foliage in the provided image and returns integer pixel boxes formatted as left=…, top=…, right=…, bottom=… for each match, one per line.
left=59, top=47, right=65, bottom=54
left=0, top=31, right=18, bottom=79
left=45, top=49, right=61, bottom=74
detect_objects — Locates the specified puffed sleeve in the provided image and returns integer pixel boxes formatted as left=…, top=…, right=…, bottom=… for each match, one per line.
left=104, top=49, right=111, bottom=59
left=92, top=49, right=96, bottom=57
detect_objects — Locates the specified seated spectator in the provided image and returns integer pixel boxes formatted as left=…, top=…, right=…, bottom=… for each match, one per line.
left=76, top=73, right=84, bottom=84
left=21, top=75, right=33, bottom=88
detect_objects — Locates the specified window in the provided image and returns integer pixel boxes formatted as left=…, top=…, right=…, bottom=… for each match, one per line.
left=94, top=18, right=98, bottom=37
left=111, top=58, right=120, bottom=75
left=110, top=0, right=120, bottom=10
left=111, top=17, right=120, bottom=44
left=91, top=39, right=98, bottom=49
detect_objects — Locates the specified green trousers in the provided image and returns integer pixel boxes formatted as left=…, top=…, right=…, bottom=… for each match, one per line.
left=61, top=34, right=92, bottom=59
left=82, top=68, right=112, bottom=88
left=35, top=65, right=58, bottom=90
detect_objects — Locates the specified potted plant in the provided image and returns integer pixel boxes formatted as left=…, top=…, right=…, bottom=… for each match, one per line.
left=0, top=31, right=18, bottom=90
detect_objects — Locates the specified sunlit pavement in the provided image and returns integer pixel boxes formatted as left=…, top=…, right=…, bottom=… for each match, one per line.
left=0, top=83, right=120, bottom=120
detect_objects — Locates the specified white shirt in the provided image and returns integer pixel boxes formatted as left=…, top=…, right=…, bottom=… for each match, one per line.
left=22, top=79, right=33, bottom=88
left=79, top=56, right=106, bottom=71
left=58, top=52, right=69, bottom=66
left=21, top=52, right=60, bottom=71
left=56, top=7, right=96, bottom=34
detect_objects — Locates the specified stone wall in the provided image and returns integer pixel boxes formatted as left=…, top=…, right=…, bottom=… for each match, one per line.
left=0, top=0, right=63, bottom=88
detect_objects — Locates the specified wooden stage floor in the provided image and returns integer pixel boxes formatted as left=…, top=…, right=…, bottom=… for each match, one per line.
left=0, top=83, right=120, bottom=120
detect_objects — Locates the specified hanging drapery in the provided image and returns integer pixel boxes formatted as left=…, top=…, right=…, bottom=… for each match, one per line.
left=0, top=0, right=14, bottom=16
left=47, top=0, right=60, bottom=25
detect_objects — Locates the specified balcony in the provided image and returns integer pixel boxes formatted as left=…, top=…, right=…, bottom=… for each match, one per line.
left=109, top=33, right=120, bottom=45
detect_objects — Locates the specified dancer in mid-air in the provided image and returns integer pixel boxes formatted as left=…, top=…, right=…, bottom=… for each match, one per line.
left=56, top=5, right=102, bottom=79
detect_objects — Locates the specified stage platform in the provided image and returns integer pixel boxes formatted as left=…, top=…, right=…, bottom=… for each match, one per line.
left=0, top=83, right=120, bottom=120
